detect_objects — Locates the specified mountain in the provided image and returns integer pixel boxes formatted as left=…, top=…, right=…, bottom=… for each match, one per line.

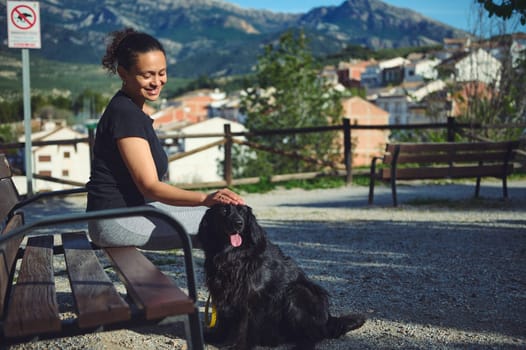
left=0, top=0, right=465, bottom=78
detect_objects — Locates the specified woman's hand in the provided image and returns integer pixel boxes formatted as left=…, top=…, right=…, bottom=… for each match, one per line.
left=203, top=188, right=245, bottom=207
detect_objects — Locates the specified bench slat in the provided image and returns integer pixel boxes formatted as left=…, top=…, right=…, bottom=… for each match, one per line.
left=4, top=235, right=61, bottom=337
left=104, top=246, right=195, bottom=320
left=0, top=214, right=25, bottom=317
left=381, top=164, right=513, bottom=180
left=392, top=151, right=513, bottom=164
left=0, top=154, right=12, bottom=179
left=386, top=141, right=519, bottom=153
left=0, top=179, right=20, bottom=222
left=62, top=232, right=131, bottom=328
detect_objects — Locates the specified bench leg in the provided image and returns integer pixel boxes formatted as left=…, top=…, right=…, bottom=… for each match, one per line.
left=475, top=176, right=481, bottom=197
left=184, top=310, right=205, bottom=350
left=391, top=178, right=398, bottom=207
left=502, top=176, right=509, bottom=199
left=368, top=179, right=375, bottom=205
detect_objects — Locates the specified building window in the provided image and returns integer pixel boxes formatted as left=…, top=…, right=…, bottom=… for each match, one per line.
left=39, top=155, right=51, bottom=162
left=64, top=151, right=70, bottom=158
left=62, top=170, right=69, bottom=176
left=38, top=170, right=52, bottom=176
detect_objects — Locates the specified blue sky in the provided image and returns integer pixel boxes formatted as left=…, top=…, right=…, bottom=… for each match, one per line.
left=228, top=0, right=525, bottom=32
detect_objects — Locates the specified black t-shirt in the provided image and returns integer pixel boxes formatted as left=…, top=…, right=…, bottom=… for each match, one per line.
left=86, top=91, right=168, bottom=211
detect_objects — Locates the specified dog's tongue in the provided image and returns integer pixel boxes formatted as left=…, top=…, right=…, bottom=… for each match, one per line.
left=230, top=233, right=242, bottom=247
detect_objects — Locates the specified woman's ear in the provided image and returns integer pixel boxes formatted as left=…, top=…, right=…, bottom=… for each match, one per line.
left=117, top=66, right=127, bottom=84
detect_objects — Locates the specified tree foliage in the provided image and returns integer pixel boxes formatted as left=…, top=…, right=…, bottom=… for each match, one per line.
left=239, top=30, right=343, bottom=178
left=477, top=0, right=526, bottom=25
left=72, top=89, right=109, bottom=116
left=454, top=1, right=526, bottom=141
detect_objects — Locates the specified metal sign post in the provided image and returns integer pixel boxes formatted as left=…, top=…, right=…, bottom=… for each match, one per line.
left=7, top=1, right=41, bottom=196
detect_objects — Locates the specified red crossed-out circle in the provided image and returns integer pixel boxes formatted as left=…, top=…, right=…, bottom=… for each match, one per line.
left=11, top=5, right=37, bottom=30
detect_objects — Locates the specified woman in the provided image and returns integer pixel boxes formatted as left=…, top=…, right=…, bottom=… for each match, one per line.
left=86, top=28, right=244, bottom=249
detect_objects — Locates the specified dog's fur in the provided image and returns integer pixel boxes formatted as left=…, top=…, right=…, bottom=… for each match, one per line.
left=197, top=204, right=365, bottom=350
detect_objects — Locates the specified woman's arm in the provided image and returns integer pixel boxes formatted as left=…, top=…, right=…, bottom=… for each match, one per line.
left=117, top=137, right=244, bottom=207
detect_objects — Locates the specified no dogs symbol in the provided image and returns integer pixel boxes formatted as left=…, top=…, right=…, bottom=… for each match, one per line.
left=11, top=4, right=37, bottom=30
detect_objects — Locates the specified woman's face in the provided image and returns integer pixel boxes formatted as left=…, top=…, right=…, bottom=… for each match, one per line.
left=118, top=50, right=167, bottom=107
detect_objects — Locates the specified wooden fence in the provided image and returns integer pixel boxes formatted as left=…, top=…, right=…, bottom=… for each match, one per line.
left=1, top=117, right=524, bottom=191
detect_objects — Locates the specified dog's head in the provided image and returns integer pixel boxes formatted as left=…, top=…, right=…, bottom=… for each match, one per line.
left=197, top=204, right=266, bottom=254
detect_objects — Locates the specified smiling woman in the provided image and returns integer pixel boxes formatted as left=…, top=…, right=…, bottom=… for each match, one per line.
left=86, top=28, right=245, bottom=251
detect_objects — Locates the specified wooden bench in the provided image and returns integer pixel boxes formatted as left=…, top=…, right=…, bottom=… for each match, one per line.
left=0, top=154, right=205, bottom=348
left=368, top=141, right=519, bottom=206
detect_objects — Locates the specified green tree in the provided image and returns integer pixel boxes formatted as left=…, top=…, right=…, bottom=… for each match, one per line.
left=477, top=0, right=526, bottom=25
left=453, top=2, right=526, bottom=141
left=239, top=30, right=343, bottom=178
left=72, top=89, right=109, bottom=117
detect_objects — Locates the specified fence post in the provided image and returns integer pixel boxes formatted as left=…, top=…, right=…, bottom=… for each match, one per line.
left=343, top=118, right=352, bottom=185
left=85, top=120, right=98, bottom=167
left=223, top=124, right=232, bottom=187
left=447, top=116, right=456, bottom=142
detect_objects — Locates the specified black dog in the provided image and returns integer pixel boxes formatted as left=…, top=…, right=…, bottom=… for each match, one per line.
left=197, top=204, right=365, bottom=350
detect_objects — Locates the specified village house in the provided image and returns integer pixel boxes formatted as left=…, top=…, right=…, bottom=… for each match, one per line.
left=509, top=33, right=526, bottom=67
left=439, top=48, right=502, bottom=85
left=360, top=62, right=382, bottom=88
left=165, top=117, right=246, bottom=184
left=360, top=57, right=410, bottom=88
left=443, top=37, right=471, bottom=53
left=152, top=89, right=218, bottom=130
left=403, top=57, right=441, bottom=82
left=373, top=88, right=408, bottom=125
left=16, top=124, right=90, bottom=193
left=341, top=96, right=389, bottom=167
left=207, top=90, right=245, bottom=123
left=337, top=59, right=375, bottom=88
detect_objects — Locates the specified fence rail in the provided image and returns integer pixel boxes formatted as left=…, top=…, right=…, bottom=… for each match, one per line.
left=1, top=117, right=524, bottom=191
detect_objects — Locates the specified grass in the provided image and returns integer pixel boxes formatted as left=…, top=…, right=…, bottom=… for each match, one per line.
left=231, top=175, right=349, bottom=194
left=182, top=168, right=526, bottom=196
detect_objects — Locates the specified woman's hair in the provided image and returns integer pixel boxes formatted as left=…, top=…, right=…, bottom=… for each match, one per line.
left=101, top=28, right=166, bottom=74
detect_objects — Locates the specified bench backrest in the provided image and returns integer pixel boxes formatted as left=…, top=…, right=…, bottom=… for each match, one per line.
left=379, top=141, right=519, bottom=180
left=383, top=141, right=519, bottom=165
left=0, top=213, right=24, bottom=318
left=0, top=154, right=24, bottom=318
left=0, top=154, right=21, bottom=225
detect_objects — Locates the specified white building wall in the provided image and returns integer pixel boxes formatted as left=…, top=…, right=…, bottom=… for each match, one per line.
left=415, top=58, right=440, bottom=80
left=168, top=117, right=246, bottom=184
left=376, top=94, right=408, bottom=125
left=18, top=127, right=90, bottom=194
left=456, top=48, right=502, bottom=85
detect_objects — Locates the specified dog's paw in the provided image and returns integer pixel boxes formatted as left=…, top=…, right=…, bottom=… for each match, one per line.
left=326, top=313, right=366, bottom=338
left=203, top=327, right=231, bottom=346
left=343, top=313, right=366, bottom=331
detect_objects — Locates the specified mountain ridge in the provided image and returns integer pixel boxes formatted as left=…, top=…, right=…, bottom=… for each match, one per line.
left=0, top=0, right=466, bottom=78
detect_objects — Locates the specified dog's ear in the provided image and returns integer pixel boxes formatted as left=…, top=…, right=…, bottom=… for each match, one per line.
left=197, top=209, right=223, bottom=253
left=197, top=210, right=209, bottom=236
left=244, top=206, right=267, bottom=249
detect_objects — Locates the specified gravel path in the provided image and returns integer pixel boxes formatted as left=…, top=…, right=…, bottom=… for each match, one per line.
left=4, top=179, right=526, bottom=350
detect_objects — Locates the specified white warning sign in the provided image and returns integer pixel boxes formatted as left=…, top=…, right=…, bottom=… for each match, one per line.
left=7, top=1, right=41, bottom=49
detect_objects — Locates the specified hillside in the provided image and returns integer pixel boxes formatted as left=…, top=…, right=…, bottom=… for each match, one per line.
left=0, top=0, right=466, bottom=96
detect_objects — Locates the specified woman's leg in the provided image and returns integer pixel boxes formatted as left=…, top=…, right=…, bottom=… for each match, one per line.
left=88, top=203, right=207, bottom=250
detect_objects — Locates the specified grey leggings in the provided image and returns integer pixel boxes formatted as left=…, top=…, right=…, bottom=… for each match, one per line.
left=88, top=202, right=207, bottom=250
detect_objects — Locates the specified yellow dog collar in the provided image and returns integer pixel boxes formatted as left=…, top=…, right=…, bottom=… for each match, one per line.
left=205, top=294, right=217, bottom=328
